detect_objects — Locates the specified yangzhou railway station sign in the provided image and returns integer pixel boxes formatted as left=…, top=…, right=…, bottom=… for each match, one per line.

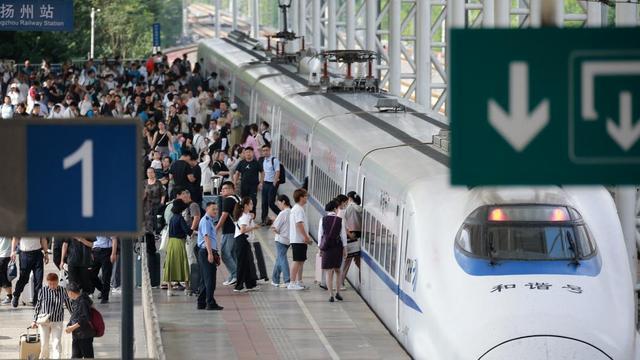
left=0, top=0, right=73, bottom=32
left=450, top=27, right=640, bottom=185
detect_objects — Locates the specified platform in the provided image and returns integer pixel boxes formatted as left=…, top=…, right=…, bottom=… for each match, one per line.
left=155, top=226, right=409, bottom=360
left=0, top=261, right=148, bottom=359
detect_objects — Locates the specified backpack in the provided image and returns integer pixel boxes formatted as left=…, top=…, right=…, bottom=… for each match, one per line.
left=90, top=307, right=105, bottom=337
left=270, top=157, right=286, bottom=185
left=261, top=130, right=271, bottom=147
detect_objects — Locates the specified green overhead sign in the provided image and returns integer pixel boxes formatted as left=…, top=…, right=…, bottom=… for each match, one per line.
left=450, top=28, right=640, bottom=185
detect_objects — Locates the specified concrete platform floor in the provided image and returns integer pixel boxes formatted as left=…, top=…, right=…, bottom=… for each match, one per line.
left=0, top=261, right=148, bottom=359
left=155, top=225, right=410, bottom=360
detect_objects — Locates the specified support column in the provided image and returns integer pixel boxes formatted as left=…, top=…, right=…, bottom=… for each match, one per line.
left=232, top=0, right=238, bottom=31
left=483, top=0, right=495, bottom=27
left=450, top=0, right=466, bottom=28
left=346, top=0, right=355, bottom=49
left=252, top=0, right=260, bottom=38
left=389, top=0, right=401, bottom=96
left=120, top=239, right=134, bottom=360
left=415, top=0, right=430, bottom=107
left=215, top=0, right=221, bottom=38
left=327, top=0, right=336, bottom=50
left=312, top=0, right=321, bottom=49
left=299, top=0, right=307, bottom=41
left=292, top=0, right=299, bottom=34
left=529, top=0, right=541, bottom=28
left=494, top=0, right=509, bottom=28
left=586, top=1, right=603, bottom=28
left=616, top=1, right=638, bottom=26
left=366, top=0, right=376, bottom=51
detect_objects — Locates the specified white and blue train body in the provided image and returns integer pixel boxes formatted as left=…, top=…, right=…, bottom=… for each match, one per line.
left=198, top=36, right=639, bottom=359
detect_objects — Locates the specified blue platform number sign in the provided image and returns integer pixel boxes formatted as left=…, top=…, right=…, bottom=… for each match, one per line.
left=152, top=22, right=161, bottom=47
left=26, top=124, right=139, bottom=233
left=0, top=0, right=73, bottom=32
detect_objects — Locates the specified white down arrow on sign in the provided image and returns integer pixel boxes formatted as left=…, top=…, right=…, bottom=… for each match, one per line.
left=488, top=62, right=550, bottom=152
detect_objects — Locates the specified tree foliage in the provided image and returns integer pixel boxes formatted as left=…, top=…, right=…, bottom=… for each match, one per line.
left=0, top=0, right=182, bottom=63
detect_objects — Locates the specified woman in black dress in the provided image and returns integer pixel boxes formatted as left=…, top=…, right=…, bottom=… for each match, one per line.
left=318, top=200, right=347, bottom=302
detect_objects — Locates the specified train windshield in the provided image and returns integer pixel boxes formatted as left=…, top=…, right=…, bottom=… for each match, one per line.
left=456, top=205, right=596, bottom=261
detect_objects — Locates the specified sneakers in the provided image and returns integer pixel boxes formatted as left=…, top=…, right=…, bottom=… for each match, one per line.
left=1, top=297, right=11, bottom=305
left=11, top=296, right=19, bottom=308
left=287, top=283, right=304, bottom=291
left=318, top=284, right=328, bottom=290
left=206, top=305, right=224, bottom=311
left=223, top=278, right=237, bottom=286
left=233, top=287, right=247, bottom=293
left=246, top=285, right=260, bottom=292
left=261, top=277, right=270, bottom=283
left=111, top=288, right=122, bottom=295
left=282, top=282, right=291, bottom=288
left=271, top=281, right=280, bottom=287
left=329, top=296, right=334, bottom=302
left=335, top=293, right=343, bottom=301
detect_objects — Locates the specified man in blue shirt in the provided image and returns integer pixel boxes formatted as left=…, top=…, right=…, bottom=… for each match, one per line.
left=197, top=202, right=223, bottom=311
left=260, top=144, right=281, bottom=225
left=91, top=236, right=118, bottom=304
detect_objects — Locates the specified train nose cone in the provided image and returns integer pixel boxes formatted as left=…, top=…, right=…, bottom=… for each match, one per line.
left=480, top=336, right=611, bottom=360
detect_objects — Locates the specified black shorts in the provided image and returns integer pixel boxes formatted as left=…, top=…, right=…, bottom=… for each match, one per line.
left=291, top=243, right=308, bottom=262
left=0, top=257, right=10, bottom=288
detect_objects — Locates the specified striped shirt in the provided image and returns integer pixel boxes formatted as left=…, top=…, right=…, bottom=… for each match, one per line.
left=33, top=286, right=73, bottom=322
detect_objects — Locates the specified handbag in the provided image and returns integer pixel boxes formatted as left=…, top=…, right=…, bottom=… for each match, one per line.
left=158, top=227, right=169, bottom=252
left=36, top=313, right=51, bottom=325
left=213, top=251, right=221, bottom=266
left=7, top=260, right=17, bottom=282
left=346, top=239, right=361, bottom=255
left=319, top=216, right=340, bottom=251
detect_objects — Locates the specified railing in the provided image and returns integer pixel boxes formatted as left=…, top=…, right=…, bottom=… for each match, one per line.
left=139, top=241, right=166, bottom=360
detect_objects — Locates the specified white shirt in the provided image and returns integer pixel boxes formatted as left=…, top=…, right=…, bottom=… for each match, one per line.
left=273, top=208, right=291, bottom=245
left=343, top=203, right=363, bottom=231
left=234, top=212, right=253, bottom=238
left=289, top=204, right=309, bottom=244
left=318, top=212, right=348, bottom=248
left=18, top=238, right=43, bottom=252
left=0, top=237, right=11, bottom=257
left=1, top=104, right=13, bottom=119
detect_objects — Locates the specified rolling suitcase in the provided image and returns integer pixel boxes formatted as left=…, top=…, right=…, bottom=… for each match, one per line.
left=148, top=252, right=161, bottom=288
left=19, top=327, right=40, bottom=360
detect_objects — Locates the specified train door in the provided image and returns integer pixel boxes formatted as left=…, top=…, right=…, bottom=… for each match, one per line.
left=397, top=212, right=413, bottom=342
left=342, top=162, right=349, bottom=192
left=273, top=106, right=282, bottom=156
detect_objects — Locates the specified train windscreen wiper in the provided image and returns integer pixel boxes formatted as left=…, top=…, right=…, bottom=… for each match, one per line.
left=487, top=234, right=497, bottom=266
left=567, top=230, right=581, bottom=266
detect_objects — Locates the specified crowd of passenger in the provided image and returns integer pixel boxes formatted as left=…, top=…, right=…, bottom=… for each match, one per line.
left=0, top=53, right=363, bottom=358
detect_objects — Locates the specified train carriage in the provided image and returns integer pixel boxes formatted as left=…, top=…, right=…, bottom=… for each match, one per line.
left=198, top=36, right=639, bottom=359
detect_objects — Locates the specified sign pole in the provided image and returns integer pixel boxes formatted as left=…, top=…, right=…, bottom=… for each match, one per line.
left=120, top=238, right=134, bottom=360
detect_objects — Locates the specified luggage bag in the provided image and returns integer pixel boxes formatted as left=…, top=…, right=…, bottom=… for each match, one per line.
left=18, top=327, right=40, bottom=360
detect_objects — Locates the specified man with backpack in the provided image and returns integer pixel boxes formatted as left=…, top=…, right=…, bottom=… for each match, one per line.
left=259, top=144, right=282, bottom=226
left=215, top=181, right=240, bottom=286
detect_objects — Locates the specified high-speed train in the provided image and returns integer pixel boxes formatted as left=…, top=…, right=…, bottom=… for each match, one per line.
left=197, top=35, right=639, bottom=359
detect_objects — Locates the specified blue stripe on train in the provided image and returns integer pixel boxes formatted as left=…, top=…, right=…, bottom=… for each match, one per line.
left=454, top=247, right=602, bottom=276
left=360, top=251, right=423, bottom=313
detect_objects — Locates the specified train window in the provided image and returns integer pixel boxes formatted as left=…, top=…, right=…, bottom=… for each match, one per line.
left=375, top=222, right=382, bottom=263
left=385, top=229, right=392, bottom=273
left=455, top=205, right=597, bottom=261
left=391, top=234, right=397, bottom=279
left=380, top=226, right=387, bottom=269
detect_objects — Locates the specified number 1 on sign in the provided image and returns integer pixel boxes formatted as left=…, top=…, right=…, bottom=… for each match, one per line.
left=63, top=140, right=94, bottom=218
